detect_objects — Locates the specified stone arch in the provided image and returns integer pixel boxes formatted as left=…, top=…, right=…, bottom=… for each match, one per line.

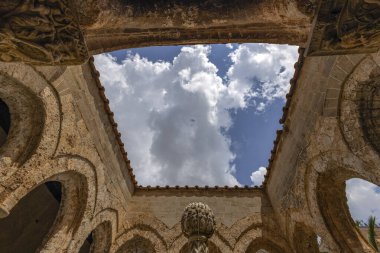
left=170, top=229, right=232, bottom=253
left=0, top=74, right=45, bottom=168
left=70, top=208, right=118, bottom=253
left=78, top=221, right=112, bottom=253
left=303, top=152, right=380, bottom=253
left=112, top=226, right=166, bottom=253
left=0, top=180, right=62, bottom=253
left=233, top=227, right=292, bottom=253
left=0, top=156, right=97, bottom=221
left=316, top=168, right=375, bottom=252
left=292, top=223, right=319, bottom=253
left=0, top=170, right=88, bottom=253
left=115, top=235, right=155, bottom=253
left=179, top=240, right=222, bottom=253
left=245, top=238, right=288, bottom=253
left=339, top=55, right=380, bottom=170
left=0, top=155, right=99, bottom=252
left=0, top=65, right=61, bottom=177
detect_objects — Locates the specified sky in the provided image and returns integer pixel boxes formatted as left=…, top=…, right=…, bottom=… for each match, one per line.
left=94, top=43, right=380, bottom=222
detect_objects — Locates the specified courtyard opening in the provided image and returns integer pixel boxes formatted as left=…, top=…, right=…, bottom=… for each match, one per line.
left=94, top=43, right=299, bottom=187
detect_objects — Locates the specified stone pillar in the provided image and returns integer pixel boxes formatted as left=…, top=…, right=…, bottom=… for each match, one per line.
left=181, top=202, right=216, bottom=253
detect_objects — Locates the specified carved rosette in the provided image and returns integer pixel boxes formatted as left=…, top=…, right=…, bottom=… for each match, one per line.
left=181, top=202, right=216, bottom=253
left=0, top=0, right=88, bottom=65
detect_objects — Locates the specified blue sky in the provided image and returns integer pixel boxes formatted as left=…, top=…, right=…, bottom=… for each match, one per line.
left=113, top=45, right=284, bottom=186
left=94, top=43, right=380, bottom=222
left=98, top=43, right=294, bottom=186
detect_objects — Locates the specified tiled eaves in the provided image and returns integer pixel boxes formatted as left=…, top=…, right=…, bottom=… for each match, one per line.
left=88, top=57, right=138, bottom=187
left=262, top=47, right=305, bottom=188
left=137, top=185, right=262, bottom=191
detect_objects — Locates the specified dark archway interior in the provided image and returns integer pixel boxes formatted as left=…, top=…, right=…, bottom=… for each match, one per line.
left=317, top=170, right=366, bottom=252
left=0, top=181, right=62, bottom=253
left=0, top=98, right=10, bottom=146
left=78, top=221, right=112, bottom=253
left=245, top=238, right=286, bottom=253
left=115, top=236, right=156, bottom=253
left=79, top=233, right=94, bottom=253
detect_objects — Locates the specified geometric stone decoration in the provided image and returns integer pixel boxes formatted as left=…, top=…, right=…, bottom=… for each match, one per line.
left=181, top=202, right=216, bottom=253
left=306, top=0, right=380, bottom=56
left=359, top=72, right=380, bottom=153
left=0, top=0, right=88, bottom=65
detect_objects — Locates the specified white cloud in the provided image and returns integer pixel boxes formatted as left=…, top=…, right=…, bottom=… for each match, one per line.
left=94, top=44, right=297, bottom=186
left=226, top=43, right=234, bottom=49
left=250, top=167, right=267, bottom=186
left=227, top=44, right=298, bottom=111
left=346, top=179, right=380, bottom=223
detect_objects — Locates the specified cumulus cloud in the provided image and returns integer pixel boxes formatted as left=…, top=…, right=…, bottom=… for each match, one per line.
left=94, top=44, right=297, bottom=186
left=250, top=167, right=267, bottom=186
left=227, top=44, right=298, bottom=111
left=346, top=179, right=380, bottom=222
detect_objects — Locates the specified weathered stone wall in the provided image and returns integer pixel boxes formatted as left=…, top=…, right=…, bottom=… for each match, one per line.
left=79, top=0, right=313, bottom=54
left=0, top=61, right=290, bottom=252
left=266, top=51, right=380, bottom=252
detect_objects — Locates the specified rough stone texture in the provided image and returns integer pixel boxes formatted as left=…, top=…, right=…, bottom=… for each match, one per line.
left=81, top=0, right=313, bottom=54
left=266, top=51, right=380, bottom=252
left=0, top=1, right=380, bottom=252
left=307, top=0, right=380, bottom=56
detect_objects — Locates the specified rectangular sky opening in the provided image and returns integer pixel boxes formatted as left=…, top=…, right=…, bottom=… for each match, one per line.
left=94, top=43, right=299, bottom=187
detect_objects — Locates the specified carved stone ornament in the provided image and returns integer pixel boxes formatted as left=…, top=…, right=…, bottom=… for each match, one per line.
left=359, top=71, right=380, bottom=153
left=0, top=0, right=88, bottom=65
left=307, top=0, right=380, bottom=56
left=181, top=202, right=216, bottom=253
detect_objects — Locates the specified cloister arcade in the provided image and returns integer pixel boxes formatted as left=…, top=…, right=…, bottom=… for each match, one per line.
left=0, top=0, right=379, bottom=252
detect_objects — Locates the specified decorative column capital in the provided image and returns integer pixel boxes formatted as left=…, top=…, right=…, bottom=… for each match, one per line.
left=0, top=0, right=88, bottom=65
left=307, top=0, right=380, bottom=56
left=181, top=202, right=216, bottom=253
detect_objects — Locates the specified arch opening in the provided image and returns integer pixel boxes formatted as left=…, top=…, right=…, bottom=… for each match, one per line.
left=0, top=98, right=10, bottom=147
left=245, top=238, right=287, bottom=253
left=79, top=221, right=112, bottom=253
left=346, top=178, right=380, bottom=251
left=316, top=170, right=376, bottom=252
left=0, top=181, right=62, bottom=253
left=115, top=236, right=156, bottom=253
left=94, top=43, right=300, bottom=187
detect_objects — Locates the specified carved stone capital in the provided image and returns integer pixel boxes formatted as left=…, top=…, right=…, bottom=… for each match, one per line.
left=181, top=202, right=216, bottom=253
left=307, top=0, right=380, bottom=56
left=0, top=0, right=88, bottom=65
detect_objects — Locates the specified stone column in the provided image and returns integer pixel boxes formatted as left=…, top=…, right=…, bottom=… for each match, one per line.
left=181, top=202, right=216, bottom=253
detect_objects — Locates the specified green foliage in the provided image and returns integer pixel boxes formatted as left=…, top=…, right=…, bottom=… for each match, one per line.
left=368, top=216, right=379, bottom=252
